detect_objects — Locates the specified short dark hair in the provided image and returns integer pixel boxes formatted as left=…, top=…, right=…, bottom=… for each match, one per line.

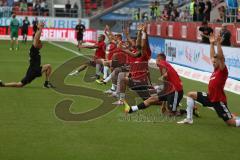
left=100, top=34, right=105, bottom=41
left=115, top=34, right=122, bottom=40
left=157, top=53, right=166, bottom=60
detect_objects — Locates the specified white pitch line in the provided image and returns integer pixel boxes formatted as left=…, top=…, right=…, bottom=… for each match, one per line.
left=48, top=41, right=92, bottom=60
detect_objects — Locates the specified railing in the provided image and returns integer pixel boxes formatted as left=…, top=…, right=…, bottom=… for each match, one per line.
left=54, top=7, right=79, bottom=18
left=0, top=7, right=12, bottom=18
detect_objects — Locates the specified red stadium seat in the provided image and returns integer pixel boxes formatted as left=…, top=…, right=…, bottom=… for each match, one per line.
left=85, top=3, right=91, bottom=9
left=92, top=3, right=97, bottom=9
left=14, top=6, right=20, bottom=12
left=28, top=7, right=33, bottom=11
left=85, top=9, right=91, bottom=15
left=84, top=0, right=91, bottom=3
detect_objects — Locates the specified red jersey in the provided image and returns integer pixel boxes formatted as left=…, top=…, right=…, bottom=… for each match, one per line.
left=130, top=62, right=149, bottom=81
left=107, top=42, right=117, bottom=60
left=143, top=36, right=151, bottom=61
left=127, top=48, right=138, bottom=64
left=129, top=48, right=150, bottom=80
left=158, top=60, right=183, bottom=92
left=111, top=48, right=127, bottom=65
left=95, top=41, right=106, bottom=59
left=208, top=66, right=228, bottom=103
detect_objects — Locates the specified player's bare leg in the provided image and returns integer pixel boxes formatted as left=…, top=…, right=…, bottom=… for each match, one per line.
left=42, top=64, right=54, bottom=88
left=78, top=40, right=83, bottom=51
left=15, top=38, right=19, bottom=50
left=0, top=80, right=23, bottom=88
left=10, top=38, right=14, bottom=51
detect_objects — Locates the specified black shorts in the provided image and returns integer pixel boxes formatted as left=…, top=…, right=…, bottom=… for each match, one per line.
left=21, top=66, right=42, bottom=86
left=197, top=92, right=232, bottom=121
left=158, top=90, right=184, bottom=112
left=77, top=34, right=83, bottom=41
left=129, top=78, right=151, bottom=100
left=22, top=29, right=28, bottom=35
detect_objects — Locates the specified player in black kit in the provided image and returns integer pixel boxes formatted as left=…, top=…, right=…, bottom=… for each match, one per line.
left=0, top=22, right=54, bottom=88
left=75, top=19, right=86, bottom=49
left=22, top=17, right=30, bottom=43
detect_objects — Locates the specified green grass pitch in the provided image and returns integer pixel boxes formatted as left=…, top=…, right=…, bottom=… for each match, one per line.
left=0, top=40, right=240, bottom=160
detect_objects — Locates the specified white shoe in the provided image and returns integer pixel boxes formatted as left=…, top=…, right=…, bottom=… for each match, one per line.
left=104, top=89, right=115, bottom=94
left=69, top=70, right=79, bottom=76
left=177, top=118, right=193, bottom=124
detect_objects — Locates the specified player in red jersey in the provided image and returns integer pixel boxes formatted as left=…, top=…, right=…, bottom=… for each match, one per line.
left=69, top=34, right=106, bottom=79
left=112, top=24, right=152, bottom=105
left=178, top=34, right=240, bottom=127
left=124, top=53, right=184, bottom=114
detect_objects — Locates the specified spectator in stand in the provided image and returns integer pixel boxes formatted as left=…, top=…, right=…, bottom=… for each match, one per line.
left=193, top=0, right=199, bottom=21
left=72, top=2, right=78, bottom=18
left=155, top=1, right=161, bottom=19
left=189, top=0, right=195, bottom=21
left=168, top=0, right=174, bottom=11
left=170, top=7, right=179, bottom=21
left=204, top=0, right=212, bottom=21
left=7, top=0, right=13, bottom=6
left=149, top=1, right=156, bottom=20
left=40, top=0, right=48, bottom=15
left=142, top=11, right=149, bottom=21
left=178, top=9, right=188, bottom=21
left=199, top=20, right=213, bottom=44
left=220, top=23, right=231, bottom=46
left=65, top=0, right=71, bottom=17
left=198, top=0, right=205, bottom=21
left=20, top=0, right=28, bottom=12
left=3, top=0, right=11, bottom=7
left=33, top=0, right=41, bottom=15
left=216, top=6, right=225, bottom=22
left=161, top=5, right=169, bottom=21
left=133, top=8, right=141, bottom=21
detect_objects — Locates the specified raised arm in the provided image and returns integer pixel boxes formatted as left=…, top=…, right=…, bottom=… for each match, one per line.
left=124, top=27, right=133, bottom=44
left=122, top=47, right=142, bottom=58
left=33, top=22, right=44, bottom=47
left=141, top=24, right=147, bottom=49
left=209, top=33, right=216, bottom=59
left=216, top=34, right=225, bottom=70
left=105, top=25, right=116, bottom=42
left=79, top=44, right=98, bottom=49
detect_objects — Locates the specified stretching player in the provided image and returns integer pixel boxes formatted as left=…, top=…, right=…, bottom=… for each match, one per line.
left=178, top=33, right=240, bottom=127
left=125, top=53, right=183, bottom=115
left=96, top=26, right=122, bottom=85
left=69, top=34, right=106, bottom=79
left=112, top=24, right=151, bottom=104
left=0, top=22, right=53, bottom=88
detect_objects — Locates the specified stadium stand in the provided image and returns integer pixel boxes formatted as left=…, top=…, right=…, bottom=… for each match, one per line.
left=81, top=0, right=124, bottom=17
left=6, top=0, right=50, bottom=16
